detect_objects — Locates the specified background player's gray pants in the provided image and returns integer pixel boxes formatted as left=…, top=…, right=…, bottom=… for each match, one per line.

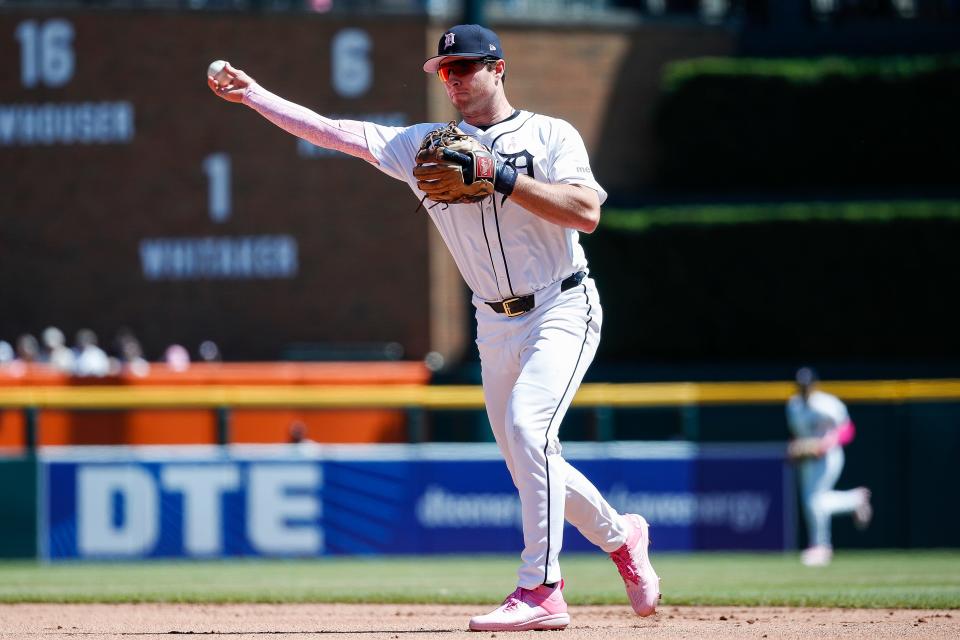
left=799, top=446, right=862, bottom=547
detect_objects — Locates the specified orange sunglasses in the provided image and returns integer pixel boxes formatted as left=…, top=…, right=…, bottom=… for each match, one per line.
left=437, top=58, right=498, bottom=82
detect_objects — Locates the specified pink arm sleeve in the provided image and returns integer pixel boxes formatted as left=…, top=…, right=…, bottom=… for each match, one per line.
left=241, top=83, right=376, bottom=164
left=836, top=420, right=856, bottom=446
left=821, top=419, right=856, bottom=451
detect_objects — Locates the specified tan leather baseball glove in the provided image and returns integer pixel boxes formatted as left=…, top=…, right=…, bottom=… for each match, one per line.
left=787, top=437, right=824, bottom=461
left=413, top=122, right=496, bottom=208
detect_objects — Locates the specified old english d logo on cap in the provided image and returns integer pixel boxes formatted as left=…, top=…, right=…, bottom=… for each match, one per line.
left=423, top=24, right=504, bottom=74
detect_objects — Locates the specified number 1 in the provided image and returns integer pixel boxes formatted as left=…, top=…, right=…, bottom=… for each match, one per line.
left=203, top=153, right=232, bottom=223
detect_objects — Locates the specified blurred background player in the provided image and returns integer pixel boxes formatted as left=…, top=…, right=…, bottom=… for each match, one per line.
left=786, top=366, right=873, bottom=566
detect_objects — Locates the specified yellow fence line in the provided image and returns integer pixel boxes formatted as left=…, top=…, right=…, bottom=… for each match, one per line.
left=1, top=379, right=960, bottom=409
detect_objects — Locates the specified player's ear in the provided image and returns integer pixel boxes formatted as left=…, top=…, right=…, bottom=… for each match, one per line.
left=495, top=59, right=506, bottom=84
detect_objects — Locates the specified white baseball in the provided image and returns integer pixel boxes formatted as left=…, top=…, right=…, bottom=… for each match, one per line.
left=207, top=59, right=231, bottom=87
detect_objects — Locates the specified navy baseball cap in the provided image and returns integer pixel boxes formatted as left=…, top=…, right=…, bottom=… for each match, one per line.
left=795, top=367, right=819, bottom=387
left=423, top=24, right=503, bottom=74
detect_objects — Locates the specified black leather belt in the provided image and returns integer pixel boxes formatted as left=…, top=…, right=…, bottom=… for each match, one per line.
left=486, top=271, right=586, bottom=317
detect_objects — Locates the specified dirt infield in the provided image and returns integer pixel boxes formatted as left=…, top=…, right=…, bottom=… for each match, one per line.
left=0, top=603, right=956, bottom=639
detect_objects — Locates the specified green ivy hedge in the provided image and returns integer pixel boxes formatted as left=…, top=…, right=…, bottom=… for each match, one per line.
left=654, top=55, right=960, bottom=192
left=602, top=200, right=960, bottom=233
left=583, top=203, right=960, bottom=361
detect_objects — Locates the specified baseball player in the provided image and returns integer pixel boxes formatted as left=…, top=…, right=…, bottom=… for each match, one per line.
left=786, top=367, right=873, bottom=567
left=208, top=23, right=659, bottom=631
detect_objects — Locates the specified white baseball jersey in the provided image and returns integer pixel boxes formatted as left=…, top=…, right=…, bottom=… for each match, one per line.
left=786, top=390, right=850, bottom=439
left=366, top=111, right=633, bottom=589
left=363, top=111, right=607, bottom=302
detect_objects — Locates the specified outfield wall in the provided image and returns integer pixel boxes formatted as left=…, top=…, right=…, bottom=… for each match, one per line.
left=0, top=457, right=36, bottom=558
left=3, top=378, right=960, bottom=555
left=11, top=443, right=793, bottom=560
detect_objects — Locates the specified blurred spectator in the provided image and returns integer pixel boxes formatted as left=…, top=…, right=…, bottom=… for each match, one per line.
left=42, top=326, right=76, bottom=373
left=0, top=340, right=14, bottom=365
left=2, top=336, right=30, bottom=377
left=288, top=420, right=311, bottom=443
left=198, top=340, right=222, bottom=363
left=786, top=366, right=872, bottom=567
left=1, top=338, right=26, bottom=377
left=288, top=421, right=320, bottom=454
left=164, top=344, right=191, bottom=372
left=115, top=328, right=150, bottom=377
left=73, top=328, right=110, bottom=377
left=15, top=333, right=41, bottom=363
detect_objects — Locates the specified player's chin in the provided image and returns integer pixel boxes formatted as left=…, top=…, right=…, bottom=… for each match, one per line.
left=447, top=92, right=471, bottom=110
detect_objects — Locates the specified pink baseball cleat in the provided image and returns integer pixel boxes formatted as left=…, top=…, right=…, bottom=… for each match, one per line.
left=468, top=580, right=569, bottom=632
left=610, top=513, right=661, bottom=616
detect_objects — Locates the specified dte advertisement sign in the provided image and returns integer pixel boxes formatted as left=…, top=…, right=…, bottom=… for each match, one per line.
left=47, top=461, right=323, bottom=558
left=40, top=443, right=793, bottom=560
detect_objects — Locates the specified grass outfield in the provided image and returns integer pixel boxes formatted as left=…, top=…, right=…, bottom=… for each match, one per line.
left=0, top=551, right=957, bottom=609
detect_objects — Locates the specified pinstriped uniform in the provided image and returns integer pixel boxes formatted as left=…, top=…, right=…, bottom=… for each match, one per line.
left=364, top=112, right=631, bottom=588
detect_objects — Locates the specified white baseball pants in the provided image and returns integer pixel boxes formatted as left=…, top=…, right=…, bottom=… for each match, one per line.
left=475, top=275, right=630, bottom=589
left=799, top=446, right=862, bottom=547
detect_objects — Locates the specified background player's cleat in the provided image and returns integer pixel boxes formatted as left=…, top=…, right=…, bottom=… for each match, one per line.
left=468, top=580, right=569, bottom=632
left=801, top=545, right=833, bottom=567
left=853, top=487, right=873, bottom=530
left=610, top=514, right=660, bottom=616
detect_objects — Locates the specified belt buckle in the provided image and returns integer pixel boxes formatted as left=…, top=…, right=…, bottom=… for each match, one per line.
left=501, top=297, right=526, bottom=318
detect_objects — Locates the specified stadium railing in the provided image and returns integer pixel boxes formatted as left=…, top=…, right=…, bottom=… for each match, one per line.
left=2, top=376, right=960, bottom=447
